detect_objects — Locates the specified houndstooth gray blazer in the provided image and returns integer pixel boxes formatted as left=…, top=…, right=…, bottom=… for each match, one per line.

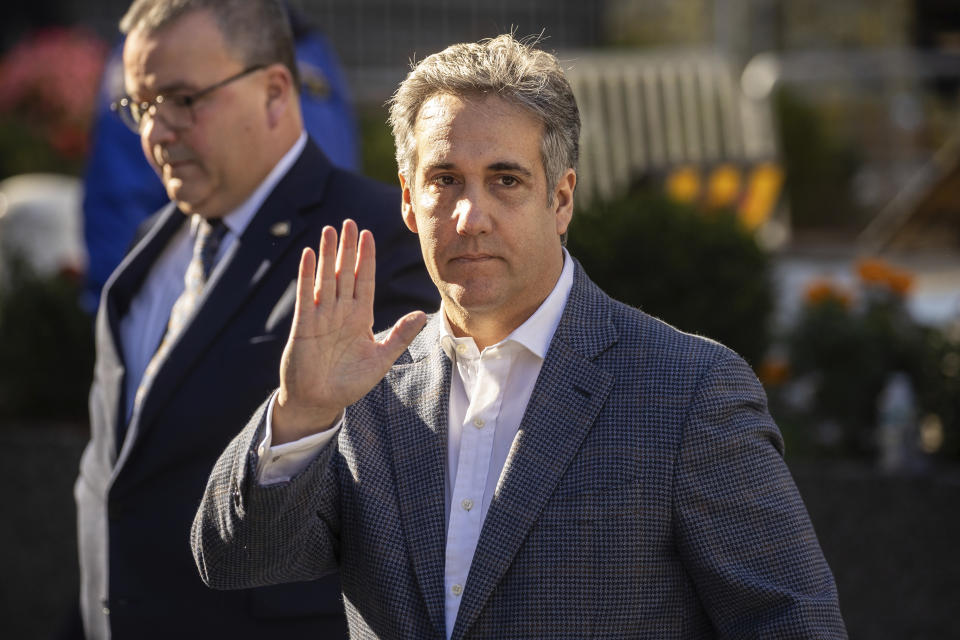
left=192, top=261, right=847, bottom=639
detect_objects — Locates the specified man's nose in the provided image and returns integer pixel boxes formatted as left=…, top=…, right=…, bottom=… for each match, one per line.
left=454, top=188, right=492, bottom=236
left=143, top=111, right=177, bottom=151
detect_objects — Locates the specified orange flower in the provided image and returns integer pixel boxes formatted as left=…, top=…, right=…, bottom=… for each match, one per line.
left=886, top=271, right=914, bottom=296
left=804, top=278, right=851, bottom=308
left=855, top=258, right=913, bottom=296
left=758, top=357, right=790, bottom=386
left=856, top=258, right=888, bottom=284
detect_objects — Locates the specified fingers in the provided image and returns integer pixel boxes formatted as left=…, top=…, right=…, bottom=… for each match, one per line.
left=292, top=247, right=317, bottom=330
left=316, top=226, right=338, bottom=307
left=336, top=220, right=358, bottom=299
left=354, top=229, right=376, bottom=304
left=378, top=311, right=428, bottom=363
left=311, top=220, right=372, bottom=309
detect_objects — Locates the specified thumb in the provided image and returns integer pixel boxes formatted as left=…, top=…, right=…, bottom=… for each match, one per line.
left=377, top=311, right=428, bottom=363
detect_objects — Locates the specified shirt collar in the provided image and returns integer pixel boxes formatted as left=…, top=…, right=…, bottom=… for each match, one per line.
left=191, top=131, right=308, bottom=238
left=440, top=247, right=575, bottom=360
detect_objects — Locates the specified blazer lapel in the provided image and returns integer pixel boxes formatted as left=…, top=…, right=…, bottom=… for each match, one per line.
left=98, top=204, right=186, bottom=458
left=386, top=314, right=450, bottom=639
left=451, top=265, right=618, bottom=640
left=103, top=203, right=186, bottom=361
left=121, top=141, right=332, bottom=456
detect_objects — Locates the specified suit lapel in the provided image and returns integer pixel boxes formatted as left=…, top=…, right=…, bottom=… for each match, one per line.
left=120, top=141, right=332, bottom=459
left=103, top=202, right=186, bottom=360
left=98, top=204, right=186, bottom=459
left=386, top=314, right=450, bottom=639
left=451, top=265, right=618, bottom=640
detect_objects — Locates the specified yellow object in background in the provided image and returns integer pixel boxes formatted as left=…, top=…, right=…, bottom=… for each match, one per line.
left=665, top=166, right=700, bottom=204
left=706, top=164, right=741, bottom=209
left=664, top=162, right=784, bottom=233
left=739, top=163, right=784, bottom=229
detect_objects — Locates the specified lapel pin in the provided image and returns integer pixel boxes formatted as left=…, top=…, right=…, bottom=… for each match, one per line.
left=270, top=221, right=291, bottom=237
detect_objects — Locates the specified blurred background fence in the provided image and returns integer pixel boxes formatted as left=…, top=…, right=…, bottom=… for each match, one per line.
left=1, top=0, right=959, bottom=637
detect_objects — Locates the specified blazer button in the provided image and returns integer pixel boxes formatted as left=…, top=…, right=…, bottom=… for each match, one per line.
left=232, top=483, right=242, bottom=507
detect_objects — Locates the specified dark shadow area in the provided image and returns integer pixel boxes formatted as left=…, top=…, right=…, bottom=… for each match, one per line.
left=793, top=462, right=960, bottom=638
left=1, top=424, right=87, bottom=639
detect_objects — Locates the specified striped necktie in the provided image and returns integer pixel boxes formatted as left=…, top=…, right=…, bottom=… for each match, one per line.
left=131, top=218, right=228, bottom=414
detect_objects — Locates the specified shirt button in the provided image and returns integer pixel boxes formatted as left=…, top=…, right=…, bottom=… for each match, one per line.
left=473, top=418, right=484, bottom=428
left=451, top=584, right=463, bottom=596
left=461, top=498, right=474, bottom=511
left=456, top=344, right=467, bottom=354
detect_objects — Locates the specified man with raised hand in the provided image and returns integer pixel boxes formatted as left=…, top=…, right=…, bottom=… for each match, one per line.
left=193, top=34, right=846, bottom=639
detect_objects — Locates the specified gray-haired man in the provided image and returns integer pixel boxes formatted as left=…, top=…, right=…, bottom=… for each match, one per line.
left=75, top=1, right=434, bottom=637
left=193, top=34, right=847, bottom=639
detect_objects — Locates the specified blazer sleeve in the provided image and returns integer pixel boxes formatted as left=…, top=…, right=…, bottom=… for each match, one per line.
left=191, top=395, right=342, bottom=590
left=672, top=352, right=848, bottom=638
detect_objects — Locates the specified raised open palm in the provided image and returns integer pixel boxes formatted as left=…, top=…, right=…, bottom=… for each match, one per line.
left=273, top=219, right=427, bottom=444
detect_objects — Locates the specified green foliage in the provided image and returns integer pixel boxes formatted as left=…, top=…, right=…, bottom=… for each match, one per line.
left=0, top=119, right=83, bottom=179
left=0, top=260, right=94, bottom=421
left=567, top=189, right=774, bottom=367
left=920, top=329, right=960, bottom=458
left=781, top=278, right=959, bottom=459
left=358, top=106, right=400, bottom=186
left=774, top=88, right=863, bottom=230
left=787, top=291, right=926, bottom=453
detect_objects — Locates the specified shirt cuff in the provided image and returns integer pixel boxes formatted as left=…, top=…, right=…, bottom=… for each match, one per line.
left=256, top=390, right=343, bottom=486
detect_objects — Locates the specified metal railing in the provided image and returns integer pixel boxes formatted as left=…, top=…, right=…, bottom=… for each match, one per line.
left=565, top=49, right=779, bottom=206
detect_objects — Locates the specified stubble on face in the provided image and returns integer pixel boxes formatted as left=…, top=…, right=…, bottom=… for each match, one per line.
left=405, top=93, right=569, bottom=347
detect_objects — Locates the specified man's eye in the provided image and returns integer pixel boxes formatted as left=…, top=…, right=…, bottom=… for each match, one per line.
left=498, top=175, right=518, bottom=186
left=431, top=175, right=456, bottom=187
left=168, top=94, right=195, bottom=108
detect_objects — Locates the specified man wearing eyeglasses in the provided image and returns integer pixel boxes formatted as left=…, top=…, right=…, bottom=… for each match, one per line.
left=73, top=1, right=436, bottom=638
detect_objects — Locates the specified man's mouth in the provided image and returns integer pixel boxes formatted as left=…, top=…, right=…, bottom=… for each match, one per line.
left=450, top=253, right=498, bottom=265
left=155, top=146, right=195, bottom=168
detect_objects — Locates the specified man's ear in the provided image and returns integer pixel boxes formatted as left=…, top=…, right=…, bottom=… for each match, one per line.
left=399, top=171, right=418, bottom=233
left=553, top=168, right=576, bottom=236
left=264, top=64, right=294, bottom=127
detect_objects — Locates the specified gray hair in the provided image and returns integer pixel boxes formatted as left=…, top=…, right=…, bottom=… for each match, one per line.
left=120, top=0, right=299, bottom=86
left=388, top=33, right=580, bottom=202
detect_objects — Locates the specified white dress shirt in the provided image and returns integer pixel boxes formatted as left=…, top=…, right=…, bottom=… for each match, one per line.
left=258, top=247, right=575, bottom=638
left=120, top=132, right=307, bottom=422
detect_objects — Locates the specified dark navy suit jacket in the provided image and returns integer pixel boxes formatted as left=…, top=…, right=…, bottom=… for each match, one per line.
left=76, top=139, right=437, bottom=639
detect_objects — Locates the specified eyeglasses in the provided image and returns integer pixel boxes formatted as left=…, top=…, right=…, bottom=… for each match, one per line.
left=111, top=65, right=265, bottom=133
